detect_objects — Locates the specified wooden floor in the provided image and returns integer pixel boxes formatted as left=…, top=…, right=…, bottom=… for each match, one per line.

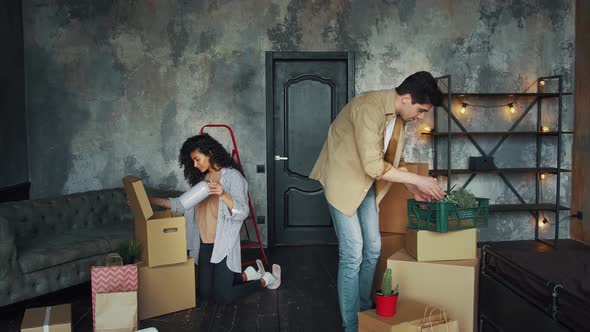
left=3, top=239, right=588, bottom=331
left=0, top=246, right=343, bottom=332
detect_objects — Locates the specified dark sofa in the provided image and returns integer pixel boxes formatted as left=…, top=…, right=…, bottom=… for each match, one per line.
left=0, top=186, right=178, bottom=307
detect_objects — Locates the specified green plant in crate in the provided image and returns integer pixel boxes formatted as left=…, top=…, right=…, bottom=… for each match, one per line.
left=441, top=185, right=478, bottom=209
left=115, top=240, right=142, bottom=265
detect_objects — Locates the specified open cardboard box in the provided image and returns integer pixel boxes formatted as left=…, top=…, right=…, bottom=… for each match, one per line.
left=123, top=176, right=187, bottom=267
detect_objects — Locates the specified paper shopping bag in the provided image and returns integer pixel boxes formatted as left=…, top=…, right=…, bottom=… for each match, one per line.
left=91, top=254, right=138, bottom=331
left=407, top=306, right=459, bottom=332
left=95, top=290, right=138, bottom=332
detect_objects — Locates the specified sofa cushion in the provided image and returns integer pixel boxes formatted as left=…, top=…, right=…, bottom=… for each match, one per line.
left=18, top=223, right=134, bottom=274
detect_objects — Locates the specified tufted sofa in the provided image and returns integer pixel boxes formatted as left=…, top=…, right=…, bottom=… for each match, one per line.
left=0, top=187, right=179, bottom=307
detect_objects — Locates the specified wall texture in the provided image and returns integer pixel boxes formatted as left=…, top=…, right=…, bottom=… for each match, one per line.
left=1, top=0, right=28, bottom=188
left=23, top=0, right=574, bottom=243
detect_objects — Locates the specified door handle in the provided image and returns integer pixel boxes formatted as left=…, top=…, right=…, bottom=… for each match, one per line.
left=274, top=155, right=289, bottom=161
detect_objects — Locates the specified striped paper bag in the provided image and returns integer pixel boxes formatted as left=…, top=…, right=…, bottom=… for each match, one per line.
left=91, top=254, right=138, bottom=331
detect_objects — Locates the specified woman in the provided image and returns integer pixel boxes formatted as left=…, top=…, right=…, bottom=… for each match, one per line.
left=149, top=133, right=280, bottom=305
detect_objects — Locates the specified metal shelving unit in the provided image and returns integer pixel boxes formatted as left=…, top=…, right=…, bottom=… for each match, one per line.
left=430, top=75, right=572, bottom=248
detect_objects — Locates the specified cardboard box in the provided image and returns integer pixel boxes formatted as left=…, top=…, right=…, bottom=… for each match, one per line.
left=21, top=304, right=71, bottom=332
left=387, top=249, right=479, bottom=332
left=405, top=228, right=477, bottom=262
left=379, top=163, right=429, bottom=233
left=373, top=232, right=405, bottom=294
left=123, top=176, right=187, bottom=267
left=138, top=257, right=196, bottom=319
left=358, top=300, right=429, bottom=332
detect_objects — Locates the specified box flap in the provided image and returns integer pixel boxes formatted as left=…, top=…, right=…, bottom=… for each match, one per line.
left=123, top=175, right=154, bottom=220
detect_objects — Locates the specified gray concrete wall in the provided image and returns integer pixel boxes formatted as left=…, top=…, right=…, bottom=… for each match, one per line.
left=23, top=0, right=574, bottom=243
left=1, top=0, right=28, bottom=188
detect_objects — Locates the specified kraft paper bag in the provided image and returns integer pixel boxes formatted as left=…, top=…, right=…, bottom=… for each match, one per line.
left=407, top=306, right=459, bottom=332
left=95, top=290, right=138, bottom=332
left=91, top=254, right=138, bottom=330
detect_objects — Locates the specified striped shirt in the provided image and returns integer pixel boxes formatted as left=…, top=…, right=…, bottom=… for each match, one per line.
left=169, top=167, right=249, bottom=273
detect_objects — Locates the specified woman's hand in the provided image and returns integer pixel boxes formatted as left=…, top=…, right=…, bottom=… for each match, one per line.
left=209, top=182, right=225, bottom=196
left=148, top=196, right=171, bottom=209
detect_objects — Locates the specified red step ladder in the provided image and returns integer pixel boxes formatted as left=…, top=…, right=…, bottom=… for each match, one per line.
left=200, top=124, right=269, bottom=268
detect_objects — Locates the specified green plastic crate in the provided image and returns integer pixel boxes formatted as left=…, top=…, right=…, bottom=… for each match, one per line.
left=407, top=197, right=489, bottom=232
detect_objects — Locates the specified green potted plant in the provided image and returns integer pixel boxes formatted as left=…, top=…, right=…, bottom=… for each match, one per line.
left=375, top=268, right=399, bottom=317
left=115, top=240, right=142, bottom=265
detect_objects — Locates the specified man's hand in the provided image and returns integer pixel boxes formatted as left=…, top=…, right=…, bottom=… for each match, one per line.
left=404, top=183, right=433, bottom=202
left=412, top=175, right=445, bottom=201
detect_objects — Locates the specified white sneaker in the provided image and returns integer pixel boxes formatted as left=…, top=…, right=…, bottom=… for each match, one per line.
left=261, top=272, right=277, bottom=288
left=256, top=259, right=266, bottom=275
left=267, top=264, right=281, bottom=290
left=243, top=266, right=262, bottom=281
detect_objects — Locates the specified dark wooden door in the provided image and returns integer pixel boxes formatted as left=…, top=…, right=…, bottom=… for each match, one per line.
left=266, top=52, right=354, bottom=245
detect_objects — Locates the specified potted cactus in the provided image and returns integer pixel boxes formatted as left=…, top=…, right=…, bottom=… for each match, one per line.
left=375, top=268, right=399, bottom=317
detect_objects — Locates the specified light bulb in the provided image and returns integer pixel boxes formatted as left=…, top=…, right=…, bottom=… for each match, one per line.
left=540, top=173, right=546, bottom=180
left=509, top=103, right=515, bottom=114
left=540, top=80, right=545, bottom=86
left=460, top=103, right=467, bottom=114
left=541, top=126, right=550, bottom=132
left=423, top=126, right=432, bottom=133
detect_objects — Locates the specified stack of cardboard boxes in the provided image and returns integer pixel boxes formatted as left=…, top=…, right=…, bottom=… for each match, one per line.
left=363, top=165, right=479, bottom=332
left=123, top=176, right=196, bottom=320
left=372, top=163, right=428, bottom=294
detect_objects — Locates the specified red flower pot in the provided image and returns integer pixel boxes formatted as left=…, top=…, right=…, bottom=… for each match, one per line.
left=375, top=292, right=399, bottom=317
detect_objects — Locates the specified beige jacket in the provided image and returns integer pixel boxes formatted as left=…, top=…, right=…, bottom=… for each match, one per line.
left=310, top=89, right=406, bottom=216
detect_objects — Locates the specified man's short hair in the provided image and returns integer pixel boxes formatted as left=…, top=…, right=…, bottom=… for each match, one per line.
left=395, top=71, right=443, bottom=106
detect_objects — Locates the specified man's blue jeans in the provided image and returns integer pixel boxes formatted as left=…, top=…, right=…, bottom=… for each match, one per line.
left=328, top=185, right=381, bottom=332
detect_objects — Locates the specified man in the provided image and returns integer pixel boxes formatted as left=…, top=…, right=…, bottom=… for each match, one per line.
left=310, top=71, right=446, bottom=331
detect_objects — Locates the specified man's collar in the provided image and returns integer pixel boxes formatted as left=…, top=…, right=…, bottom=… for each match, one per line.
left=385, top=89, right=396, bottom=115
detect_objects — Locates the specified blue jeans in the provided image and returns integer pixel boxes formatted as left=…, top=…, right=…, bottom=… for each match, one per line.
left=328, top=186, right=381, bottom=332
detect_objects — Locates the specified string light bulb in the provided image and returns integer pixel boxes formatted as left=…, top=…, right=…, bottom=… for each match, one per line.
left=540, top=173, right=546, bottom=180
left=423, top=126, right=432, bottom=133
left=540, top=126, right=550, bottom=132
left=508, top=103, right=516, bottom=114
left=460, top=103, right=467, bottom=114
left=539, top=80, right=545, bottom=86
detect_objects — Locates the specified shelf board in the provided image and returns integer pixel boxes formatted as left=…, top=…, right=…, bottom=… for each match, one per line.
left=489, top=204, right=570, bottom=212
left=446, top=92, right=573, bottom=97
left=422, top=131, right=573, bottom=136
left=430, top=168, right=571, bottom=175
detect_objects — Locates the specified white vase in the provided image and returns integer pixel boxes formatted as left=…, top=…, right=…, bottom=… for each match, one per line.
left=178, top=181, right=211, bottom=209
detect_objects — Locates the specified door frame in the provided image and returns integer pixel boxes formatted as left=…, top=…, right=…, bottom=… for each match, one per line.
left=265, top=51, right=355, bottom=246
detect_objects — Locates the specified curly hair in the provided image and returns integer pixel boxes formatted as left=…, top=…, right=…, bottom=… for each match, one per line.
left=178, top=133, right=241, bottom=186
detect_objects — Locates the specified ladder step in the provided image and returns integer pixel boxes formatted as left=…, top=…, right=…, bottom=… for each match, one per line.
left=241, top=241, right=260, bottom=249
